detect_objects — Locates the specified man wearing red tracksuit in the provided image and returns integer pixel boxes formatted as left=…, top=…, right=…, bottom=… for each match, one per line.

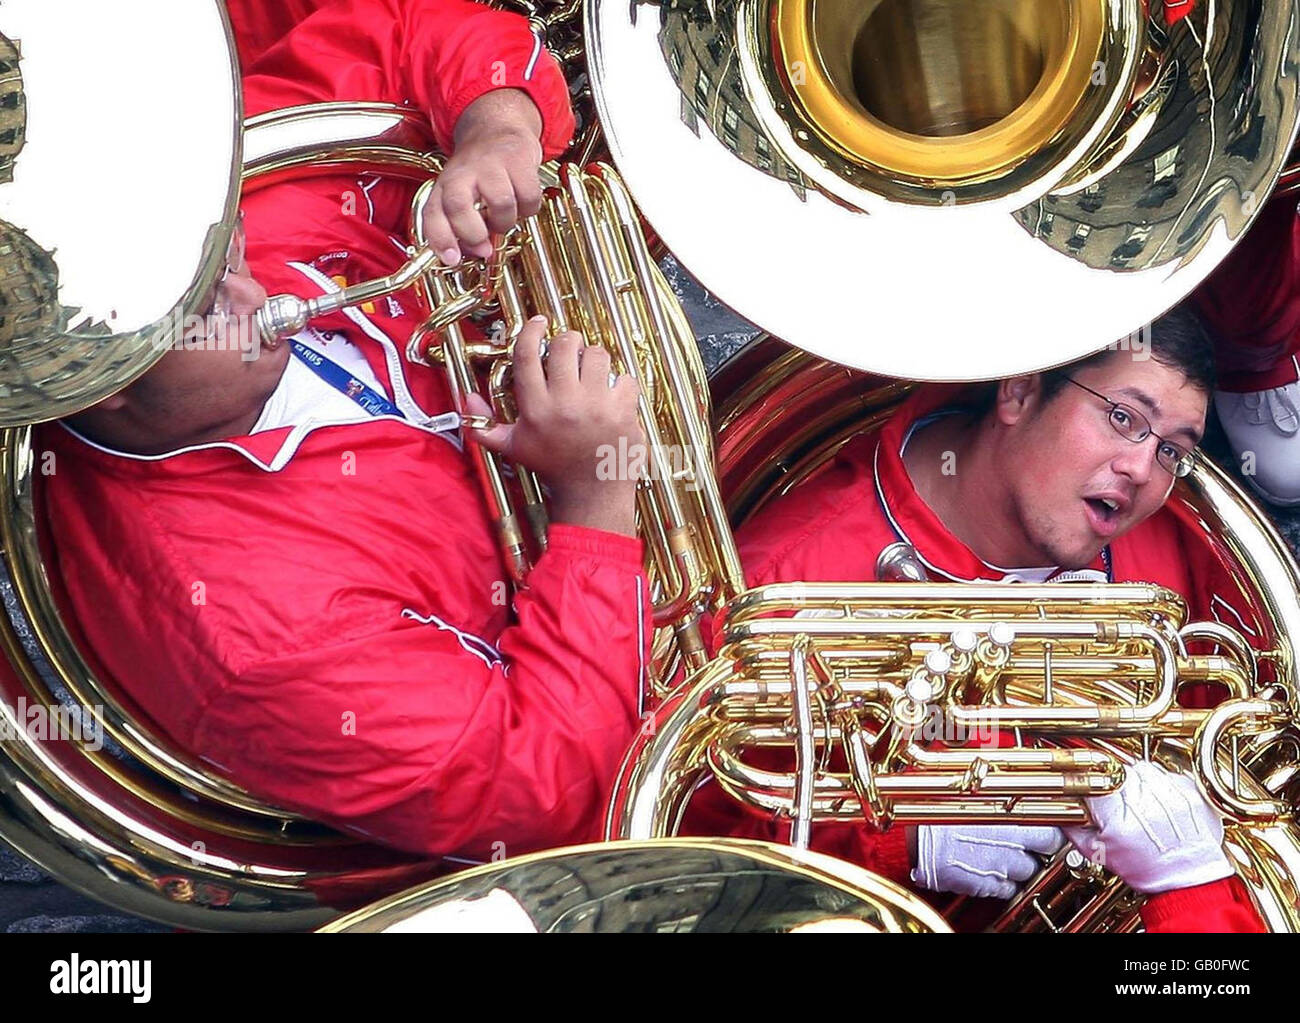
left=36, top=0, right=652, bottom=867
left=689, top=306, right=1267, bottom=932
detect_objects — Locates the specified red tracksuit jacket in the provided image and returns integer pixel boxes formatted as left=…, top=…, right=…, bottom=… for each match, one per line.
left=35, top=0, right=651, bottom=866
left=225, top=0, right=328, bottom=69
left=686, top=385, right=1266, bottom=932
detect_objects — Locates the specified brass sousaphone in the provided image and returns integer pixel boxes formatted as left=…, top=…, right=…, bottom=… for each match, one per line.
left=586, top=0, right=1300, bottom=930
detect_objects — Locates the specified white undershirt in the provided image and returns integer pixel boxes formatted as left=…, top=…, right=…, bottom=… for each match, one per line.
left=251, top=327, right=391, bottom=434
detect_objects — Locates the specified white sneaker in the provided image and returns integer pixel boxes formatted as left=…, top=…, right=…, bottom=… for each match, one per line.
left=1215, top=383, right=1300, bottom=506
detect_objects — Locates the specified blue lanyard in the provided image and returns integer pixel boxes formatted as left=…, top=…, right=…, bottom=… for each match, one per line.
left=289, top=339, right=405, bottom=420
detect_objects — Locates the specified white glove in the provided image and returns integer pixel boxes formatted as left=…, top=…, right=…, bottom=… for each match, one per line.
left=1065, top=760, right=1234, bottom=895
left=911, top=824, right=1065, bottom=899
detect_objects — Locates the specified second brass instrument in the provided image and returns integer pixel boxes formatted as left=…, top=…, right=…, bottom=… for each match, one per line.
left=254, top=105, right=744, bottom=687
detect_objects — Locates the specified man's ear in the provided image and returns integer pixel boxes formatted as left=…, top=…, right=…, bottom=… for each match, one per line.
left=64, top=390, right=130, bottom=436
left=90, top=392, right=130, bottom=413
left=995, top=374, right=1044, bottom=426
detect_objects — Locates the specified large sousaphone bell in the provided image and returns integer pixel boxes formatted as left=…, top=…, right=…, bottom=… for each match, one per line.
left=588, top=0, right=1300, bottom=380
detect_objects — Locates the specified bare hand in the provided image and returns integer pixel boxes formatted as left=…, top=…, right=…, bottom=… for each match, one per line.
left=468, top=317, right=644, bottom=537
left=423, top=90, right=545, bottom=267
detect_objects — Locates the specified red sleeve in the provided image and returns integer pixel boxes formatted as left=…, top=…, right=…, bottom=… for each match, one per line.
left=810, top=823, right=913, bottom=886
left=1141, top=877, right=1268, bottom=933
left=225, top=0, right=328, bottom=69
left=244, top=0, right=576, bottom=158
left=191, top=523, right=651, bottom=860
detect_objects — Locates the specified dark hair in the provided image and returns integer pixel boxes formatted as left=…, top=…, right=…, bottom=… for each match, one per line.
left=1042, top=303, right=1217, bottom=401
left=971, top=302, right=1218, bottom=416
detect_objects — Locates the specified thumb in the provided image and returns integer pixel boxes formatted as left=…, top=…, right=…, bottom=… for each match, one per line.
left=463, top=393, right=512, bottom=453
left=1065, top=825, right=1105, bottom=865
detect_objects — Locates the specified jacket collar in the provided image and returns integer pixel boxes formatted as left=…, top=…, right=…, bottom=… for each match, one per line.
left=58, top=263, right=461, bottom=474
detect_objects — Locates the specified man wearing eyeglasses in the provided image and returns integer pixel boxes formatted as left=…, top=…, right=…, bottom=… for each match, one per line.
left=687, top=305, right=1266, bottom=932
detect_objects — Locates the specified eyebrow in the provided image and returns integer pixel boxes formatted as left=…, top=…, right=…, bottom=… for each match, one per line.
left=1115, top=386, right=1203, bottom=446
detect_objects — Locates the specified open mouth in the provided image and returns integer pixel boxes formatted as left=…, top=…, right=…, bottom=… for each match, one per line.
left=1083, top=497, right=1122, bottom=536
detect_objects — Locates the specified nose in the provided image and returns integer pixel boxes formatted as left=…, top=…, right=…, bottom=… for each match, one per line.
left=1111, top=434, right=1159, bottom=487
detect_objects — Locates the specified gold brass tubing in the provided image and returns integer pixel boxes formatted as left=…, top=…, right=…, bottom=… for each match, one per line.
left=989, top=853, right=1138, bottom=934
left=1196, top=699, right=1293, bottom=822
left=241, top=102, right=439, bottom=189
left=413, top=337, right=502, bottom=365
left=518, top=475, right=549, bottom=552
left=487, top=358, right=549, bottom=551
left=948, top=623, right=1176, bottom=733
left=709, top=753, right=1096, bottom=823
left=790, top=637, right=816, bottom=849
left=609, top=659, right=736, bottom=840
left=708, top=728, right=1113, bottom=817
left=541, top=194, right=596, bottom=340
left=905, top=745, right=1123, bottom=781
left=635, top=477, right=690, bottom=626
left=1050, top=874, right=1143, bottom=933
left=518, top=213, right=569, bottom=329
left=716, top=367, right=909, bottom=522
left=839, top=712, right=890, bottom=828
left=723, top=632, right=914, bottom=657
left=634, top=489, right=695, bottom=664
left=675, top=615, right=709, bottom=674
left=725, top=614, right=1105, bottom=645
left=1179, top=655, right=1255, bottom=702
left=487, top=356, right=512, bottom=415
left=563, top=167, right=706, bottom=625
left=886, top=802, right=1092, bottom=825
left=320, top=248, right=439, bottom=312
left=989, top=654, right=1252, bottom=700
left=1186, top=455, right=1300, bottom=691
left=990, top=854, right=1076, bottom=933
left=1180, top=621, right=1259, bottom=688
left=714, top=673, right=1210, bottom=737
left=591, top=164, right=746, bottom=599
left=495, top=258, right=527, bottom=342
left=723, top=652, right=909, bottom=689
left=427, top=274, right=531, bottom=586
left=1000, top=674, right=1215, bottom=735
left=717, top=673, right=902, bottom=709
left=421, top=278, right=494, bottom=336
left=723, top=582, right=1187, bottom=626
left=257, top=247, right=440, bottom=344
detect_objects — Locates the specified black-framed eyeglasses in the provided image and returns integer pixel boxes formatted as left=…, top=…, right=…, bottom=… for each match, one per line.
left=1061, top=376, right=1196, bottom=479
